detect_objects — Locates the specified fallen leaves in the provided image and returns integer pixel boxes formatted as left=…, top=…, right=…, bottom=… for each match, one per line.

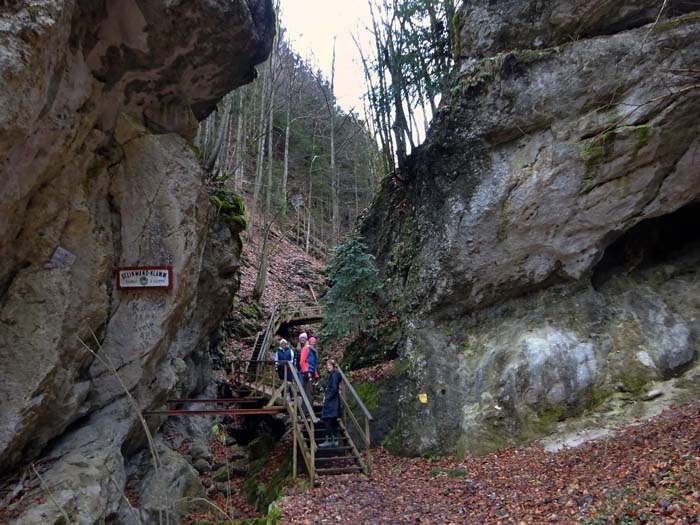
left=278, top=403, right=700, bottom=524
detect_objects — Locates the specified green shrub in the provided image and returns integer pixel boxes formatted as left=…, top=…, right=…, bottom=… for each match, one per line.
left=320, top=233, right=384, bottom=340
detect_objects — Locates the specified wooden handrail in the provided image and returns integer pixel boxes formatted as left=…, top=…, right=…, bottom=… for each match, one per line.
left=336, top=366, right=374, bottom=421
left=335, top=365, right=374, bottom=475
left=280, top=361, right=319, bottom=482
left=284, top=361, right=319, bottom=424
left=338, top=417, right=368, bottom=473
left=233, top=303, right=377, bottom=481
left=341, top=394, right=365, bottom=438
left=256, top=304, right=279, bottom=360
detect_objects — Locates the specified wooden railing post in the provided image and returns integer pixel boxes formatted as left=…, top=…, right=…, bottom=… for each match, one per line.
left=292, top=392, right=298, bottom=479
left=335, top=366, right=374, bottom=476
left=365, top=415, right=372, bottom=475
left=310, top=421, right=315, bottom=483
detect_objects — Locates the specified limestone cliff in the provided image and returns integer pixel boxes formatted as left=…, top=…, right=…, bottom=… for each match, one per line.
left=360, top=1, right=700, bottom=455
left=0, top=0, right=273, bottom=522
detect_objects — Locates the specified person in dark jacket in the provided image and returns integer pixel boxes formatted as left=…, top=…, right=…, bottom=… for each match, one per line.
left=320, top=359, right=342, bottom=447
left=274, top=339, right=294, bottom=381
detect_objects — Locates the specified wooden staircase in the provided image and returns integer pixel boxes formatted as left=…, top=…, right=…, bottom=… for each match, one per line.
left=249, top=301, right=325, bottom=364
left=231, top=303, right=373, bottom=483
left=308, top=406, right=364, bottom=476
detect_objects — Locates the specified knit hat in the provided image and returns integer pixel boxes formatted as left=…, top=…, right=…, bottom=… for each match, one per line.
left=308, top=336, right=317, bottom=346
left=299, top=333, right=308, bottom=341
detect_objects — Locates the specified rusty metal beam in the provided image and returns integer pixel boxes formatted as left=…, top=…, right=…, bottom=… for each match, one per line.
left=166, top=398, right=264, bottom=404
left=143, top=408, right=285, bottom=416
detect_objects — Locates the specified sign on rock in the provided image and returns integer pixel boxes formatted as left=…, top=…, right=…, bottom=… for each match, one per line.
left=116, top=266, right=172, bottom=290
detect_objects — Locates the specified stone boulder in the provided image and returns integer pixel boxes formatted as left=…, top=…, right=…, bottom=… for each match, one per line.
left=0, top=0, right=274, bottom=522
left=138, top=442, right=208, bottom=523
left=359, top=3, right=700, bottom=455
left=364, top=8, right=700, bottom=316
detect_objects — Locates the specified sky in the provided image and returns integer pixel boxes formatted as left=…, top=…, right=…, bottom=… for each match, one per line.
left=280, top=0, right=373, bottom=115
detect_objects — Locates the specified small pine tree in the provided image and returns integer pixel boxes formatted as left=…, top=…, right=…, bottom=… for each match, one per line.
left=320, top=233, right=384, bottom=339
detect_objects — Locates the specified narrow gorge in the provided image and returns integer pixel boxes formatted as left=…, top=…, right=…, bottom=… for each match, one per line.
left=1, top=0, right=700, bottom=523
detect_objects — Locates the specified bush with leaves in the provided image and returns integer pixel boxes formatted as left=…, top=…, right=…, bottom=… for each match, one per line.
left=320, top=233, right=384, bottom=340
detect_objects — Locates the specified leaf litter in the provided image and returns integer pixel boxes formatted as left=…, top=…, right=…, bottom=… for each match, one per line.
left=279, top=403, right=700, bottom=524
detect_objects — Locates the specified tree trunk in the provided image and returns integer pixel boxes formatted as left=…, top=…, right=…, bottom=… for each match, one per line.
left=205, top=94, right=232, bottom=175
left=265, top=85, right=274, bottom=217
left=328, top=38, right=339, bottom=245
left=305, top=160, right=313, bottom=254
left=253, top=221, right=273, bottom=301
left=282, top=79, right=293, bottom=216
left=249, top=72, right=268, bottom=233
left=234, top=89, right=246, bottom=190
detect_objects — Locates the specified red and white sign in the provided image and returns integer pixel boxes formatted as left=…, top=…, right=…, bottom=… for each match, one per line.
left=116, top=266, right=172, bottom=290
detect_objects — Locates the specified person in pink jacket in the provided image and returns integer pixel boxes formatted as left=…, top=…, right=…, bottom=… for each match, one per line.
left=300, top=336, right=318, bottom=401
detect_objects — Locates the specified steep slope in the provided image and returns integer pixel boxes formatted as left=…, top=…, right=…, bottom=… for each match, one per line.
left=0, top=1, right=274, bottom=523
left=359, top=1, right=700, bottom=455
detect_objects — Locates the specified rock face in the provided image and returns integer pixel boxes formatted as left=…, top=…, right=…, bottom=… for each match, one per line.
left=360, top=2, right=700, bottom=455
left=0, top=0, right=273, bottom=522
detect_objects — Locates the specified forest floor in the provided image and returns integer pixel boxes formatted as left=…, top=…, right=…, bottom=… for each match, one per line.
left=278, top=402, right=700, bottom=524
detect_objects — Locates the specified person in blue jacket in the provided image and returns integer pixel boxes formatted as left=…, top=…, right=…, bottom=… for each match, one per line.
left=274, top=338, right=294, bottom=381
left=320, top=359, right=342, bottom=447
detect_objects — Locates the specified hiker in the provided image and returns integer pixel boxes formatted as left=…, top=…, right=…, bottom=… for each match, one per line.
left=295, top=332, right=307, bottom=375
left=320, top=359, right=342, bottom=447
left=274, top=338, right=294, bottom=381
left=300, top=336, right=318, bottom=401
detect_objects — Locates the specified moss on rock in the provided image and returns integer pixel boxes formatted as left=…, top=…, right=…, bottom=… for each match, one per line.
left=578, top=123, right=654, bottom=194
left=211, top=190, right=248, bottom=231
left=632, top=123, right=651, bottom=157
left=341, top=320, right=401, bottom=370
left=353, top=381, right=382, bottom=413
left=653, top=11, right=700, bottom=33
left=382, top=427, right=405, bottom=455
left=618, top=365, right=652, bottom=395
left=514, top=404, right=569, bottom=442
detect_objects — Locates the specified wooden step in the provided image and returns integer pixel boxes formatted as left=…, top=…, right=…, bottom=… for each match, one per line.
left=302, top=432, right=348, bottom=442
left=315, top=455, right=357, bottom=463
left=305, top=438, right=349, bottom=449
left=316, top=465, right=363, bottom=475
left=315, top=445, right=352, bottom=453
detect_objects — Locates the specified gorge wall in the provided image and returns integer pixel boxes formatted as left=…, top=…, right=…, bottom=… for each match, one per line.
left=360, top=0, right=700, bottom=455
left=0, top=1, right=273, bottom=523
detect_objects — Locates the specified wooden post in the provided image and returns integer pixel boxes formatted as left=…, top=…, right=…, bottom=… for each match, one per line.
left=292, top=397, right=298, bottom=479
left=310, top=422, right=316, bottom=483
left=365, top=416, right=372, bottom=476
